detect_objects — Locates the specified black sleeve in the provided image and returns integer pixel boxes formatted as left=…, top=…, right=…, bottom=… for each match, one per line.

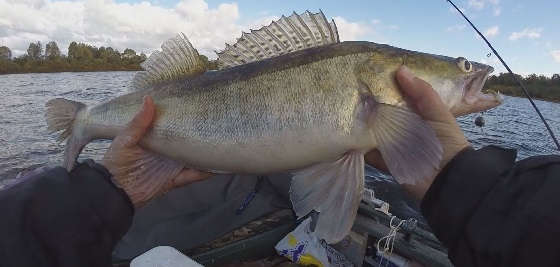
left=421, top=145, right=560, bottom=267
left=0, top=160, right=134, bottom=267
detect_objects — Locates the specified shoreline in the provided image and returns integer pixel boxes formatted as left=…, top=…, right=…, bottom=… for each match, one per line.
left=0, top=68, right=141, bottom=76
left=496, top=91, right=560, bottom=104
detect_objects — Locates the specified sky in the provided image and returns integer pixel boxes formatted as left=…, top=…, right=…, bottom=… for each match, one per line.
left=0, top=0, right=559, bottom=76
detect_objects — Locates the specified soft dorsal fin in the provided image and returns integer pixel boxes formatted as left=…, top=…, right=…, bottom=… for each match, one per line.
left=216, top=10, right=339, bottom=69
left=132, top=33, right=205, bottom=90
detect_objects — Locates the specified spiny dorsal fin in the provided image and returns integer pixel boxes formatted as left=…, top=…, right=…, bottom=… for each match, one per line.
left=216, top=10, right=339, bottom=69
left=132, top=33, right=205, bottom=90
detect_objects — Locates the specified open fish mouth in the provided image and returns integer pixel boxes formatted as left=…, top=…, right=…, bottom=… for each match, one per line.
left=459, top=65, right=503, bottom=115
left=465, top=65, right=492, bottom=103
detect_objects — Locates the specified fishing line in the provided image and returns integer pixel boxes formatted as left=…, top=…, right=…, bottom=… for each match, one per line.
left=446, top=0, right=560, bottom=151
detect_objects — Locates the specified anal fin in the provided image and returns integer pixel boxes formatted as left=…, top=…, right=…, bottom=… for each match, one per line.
left=106, top=149, right=186, bottom=205
left=290, top=151, right=365, bottom=244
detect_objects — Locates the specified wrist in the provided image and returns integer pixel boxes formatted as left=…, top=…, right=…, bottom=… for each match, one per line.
left=100, top=162, right=146, bottom=209
left=403, top=138, right=471, bottom=201
left=70, top=160, right=135, bottom=217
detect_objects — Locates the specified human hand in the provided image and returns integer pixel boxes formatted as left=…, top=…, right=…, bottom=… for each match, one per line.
left=365, top=66, right=470, bottom=200
left=103, top=96, right=213, bottom=208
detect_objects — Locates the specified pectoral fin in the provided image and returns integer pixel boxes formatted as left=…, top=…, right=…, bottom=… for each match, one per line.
left=290, top=151, right=364, bottom=244
left=372, top=104, right=443, bottom=184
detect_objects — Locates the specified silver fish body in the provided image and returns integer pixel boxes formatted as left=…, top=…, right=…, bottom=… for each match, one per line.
left=84, top=46, right=377, bottom=174
left=46, top=13, right=502, bottom=244
left=79, top=42, right=497, bottom=174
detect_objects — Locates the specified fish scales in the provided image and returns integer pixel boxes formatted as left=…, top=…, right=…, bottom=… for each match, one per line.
left=83, top=51, right=375, bottom=174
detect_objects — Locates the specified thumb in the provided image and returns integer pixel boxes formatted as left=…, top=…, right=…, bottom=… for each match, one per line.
left=395, top=66, right=452, bottom=122
left=120, top=95, right=155, bottom=147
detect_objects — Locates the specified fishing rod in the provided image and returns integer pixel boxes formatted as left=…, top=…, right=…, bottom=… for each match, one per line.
left=446, top=0, right=560, bottom=151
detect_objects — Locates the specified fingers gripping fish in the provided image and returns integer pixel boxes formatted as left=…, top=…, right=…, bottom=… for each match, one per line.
left=45, top=10, right=502, bottom=244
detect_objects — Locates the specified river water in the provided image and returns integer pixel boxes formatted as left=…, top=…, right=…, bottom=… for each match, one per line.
left=1, top=72, right=559, bottom=212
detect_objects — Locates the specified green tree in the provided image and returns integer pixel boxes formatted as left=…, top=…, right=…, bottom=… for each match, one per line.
left=0, top=46, right=12, bottom=60
left=95, top=46, right=106, bottom=59
left=526, top=74, right=538, bottom=83
left=27, top=41, right=42, bottom=60
left=552, top=74, right=560, bottom=85
left=68, top=41, right=78, bottom=59
left=68, top=42, right=94, bottom=62
left=122, top=48, right=136, bottom=58
left=198, top=54, right=218, bottom=70
left=45, top=41, right=61, bottom=59
left=484, top=72, right=560, bottom=102
left=0, top=40, right=146, bottom=74
left=97, top=46, right=121, bottom=64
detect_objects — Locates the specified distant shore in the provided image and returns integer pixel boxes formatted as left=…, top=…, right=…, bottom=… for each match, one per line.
left=0, top=40, right=220, bottom=76
left=483, top=73, right=560, bottom=103
left=484, top=85, right=560, bottom=103
left=0, top=65, right=142, bottom=75
left=0, top=41, right=150, bottom=76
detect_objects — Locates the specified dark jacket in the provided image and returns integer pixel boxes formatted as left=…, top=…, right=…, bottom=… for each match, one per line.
left=0, top=146, right=559, bottom=266
left=422, top=146, right=560, bottom=267
left=0, top=160, right=133, bottom=267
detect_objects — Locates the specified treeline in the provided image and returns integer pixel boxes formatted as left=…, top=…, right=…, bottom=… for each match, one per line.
left=484, top=73, right=560, bottom=103
left=0, top=41, right=148, bottom=74
left=0, top=41, right=219, bottom=75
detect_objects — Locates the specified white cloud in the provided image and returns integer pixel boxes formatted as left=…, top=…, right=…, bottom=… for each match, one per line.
left=369, top=19, right=398, bottom=31
left=484, top=26, right=499, bottom=37
left=551, top=50, right=560, bottom=63
left=468, top=0, right=485, bottom=9
left=0, top=0, right=273, bottom=58
left=446, top=24, right=467, bottom=32
left=508, top=28, right=543, bottom=41
left=246, top=16, right=277, bottom=30
left=333, top=16, right=373, bottom=41
left=493, top=7, right=501, bottom=16
left=467, top=0, right=501, bottom=16
left=469, top=0, right=500, bottom=9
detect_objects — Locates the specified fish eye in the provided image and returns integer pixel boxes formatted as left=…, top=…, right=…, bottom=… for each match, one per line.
left=456, top=57, right=472, bottom=73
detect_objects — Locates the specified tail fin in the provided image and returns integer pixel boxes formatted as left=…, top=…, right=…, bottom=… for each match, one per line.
left=45, top=98, right=88, bottom=170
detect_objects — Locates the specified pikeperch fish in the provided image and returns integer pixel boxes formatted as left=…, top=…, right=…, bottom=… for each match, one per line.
left=45, top=11, right=502, bottom=243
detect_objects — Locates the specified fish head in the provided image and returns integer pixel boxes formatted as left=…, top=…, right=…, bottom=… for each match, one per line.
left=357, top=45, right=503, bottom=116
left=403, top=52, right=503, bottom=116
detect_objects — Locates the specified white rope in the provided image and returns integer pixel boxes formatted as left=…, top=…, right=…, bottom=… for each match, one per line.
left=376, top=216, right=404, bottom=267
